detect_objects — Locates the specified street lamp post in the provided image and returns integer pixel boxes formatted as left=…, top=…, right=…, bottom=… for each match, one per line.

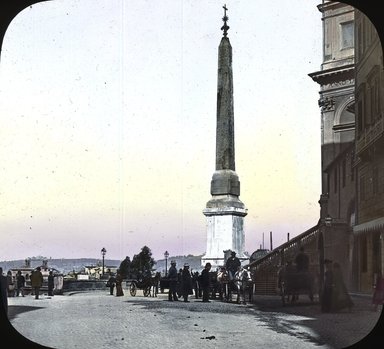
left=101, top=247, right=107, bottom=276
left=164, top=250, right=169, bottom=277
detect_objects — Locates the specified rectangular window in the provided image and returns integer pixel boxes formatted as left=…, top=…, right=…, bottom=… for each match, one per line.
left=341, top=21, right=354, bottom=49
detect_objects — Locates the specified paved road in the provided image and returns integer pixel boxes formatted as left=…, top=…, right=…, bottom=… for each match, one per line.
left=5, top=290, right=383, bottom=349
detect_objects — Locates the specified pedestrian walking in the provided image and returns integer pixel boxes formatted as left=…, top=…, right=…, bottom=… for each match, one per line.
left=6, top=271, right=15, bottom=297
left=201, top=262, right=212, bottom=302
left=30, top=267, right=43, bottom=299
left=192, top=271, right=200, bottom=299
left=115, top=270, right=124, bottom=297
left=168, top=260, right=178, bottom=301
left=372, top=271, right=384, bottom=311
left=181, top=263, right=193, bottom=302
left=48, top=271, right=54, bottom=297
left=16, top=270, right=25, bottom=297
left=0, top=267, right=8, bottom=316
left=107, top=273, right=116, bottom=295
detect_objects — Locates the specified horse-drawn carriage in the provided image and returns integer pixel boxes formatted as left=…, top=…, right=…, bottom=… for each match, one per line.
left=278, top=266, right=316, bottom=305
left=127, top=272, right=160, bottom=297
left=214, top=267, right=254, bottom=304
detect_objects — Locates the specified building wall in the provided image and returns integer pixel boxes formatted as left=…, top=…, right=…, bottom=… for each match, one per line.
left=353, top=8, right=384, bottom=293
left=321, top=1, right=354, bottom=71
left=309, top=2, right=356, bottom=288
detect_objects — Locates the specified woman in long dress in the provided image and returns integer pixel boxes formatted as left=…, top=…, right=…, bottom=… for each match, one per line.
left=115, top=271, right=124, bottom=297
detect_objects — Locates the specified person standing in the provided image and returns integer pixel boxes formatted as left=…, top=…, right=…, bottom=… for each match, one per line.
left=30, top=267, right=43, bottom=299
left=0, top=267, right=8, bottom=316
left=47, top=271, right=54, bottom=297
left=16, top=270, right=25, bottom=297
left=168, top=260, right=178, bottom=301
left=225, top=251, right=241, bottom=281
left=201, top=263, right=212, bottom=303
left=181, top=263, right=193, bottom=302
left=6, top=271, right=14, bottom=297
left=115, top=270, right=124, bottom=297
left=192, top=271, right=200, bottom=299
left=107, top=273, right=116, bottom=295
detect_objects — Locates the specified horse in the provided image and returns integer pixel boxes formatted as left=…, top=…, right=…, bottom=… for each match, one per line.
left=217, top=267, right=232, bottom=301
left=233, top=267, right=253, bottom=304
left=149, top=272, right=161, bottom=297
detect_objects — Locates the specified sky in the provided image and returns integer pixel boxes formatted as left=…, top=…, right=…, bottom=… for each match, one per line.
left=0, top=0, right=323, bottom=262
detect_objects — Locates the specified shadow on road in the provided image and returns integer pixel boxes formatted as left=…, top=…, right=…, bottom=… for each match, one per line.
left=7, top=305, right=45, bottom=321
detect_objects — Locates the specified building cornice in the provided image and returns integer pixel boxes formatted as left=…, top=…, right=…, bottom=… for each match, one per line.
left=309, top=64, right=355, bottom=85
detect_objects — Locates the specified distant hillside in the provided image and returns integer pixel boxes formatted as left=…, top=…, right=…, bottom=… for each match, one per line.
left=0, top=255, right=204, bottom=275
left=0, top=258, right=121, bottom=275
left=155, top=255, right=203, bottom=274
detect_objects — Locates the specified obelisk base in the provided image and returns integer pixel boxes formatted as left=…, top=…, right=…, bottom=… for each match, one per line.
left=201, top=205, right=247, bottom=268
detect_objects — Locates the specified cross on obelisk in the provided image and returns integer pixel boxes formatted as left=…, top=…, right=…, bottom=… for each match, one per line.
left=221, top=4, right=230, bottom=37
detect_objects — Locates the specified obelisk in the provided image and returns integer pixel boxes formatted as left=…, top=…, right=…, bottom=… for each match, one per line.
left=202, top=5, right=247, bottom=268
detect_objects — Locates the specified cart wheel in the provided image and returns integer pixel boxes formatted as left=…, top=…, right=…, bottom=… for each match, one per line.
left=143, top=286, right=151, bottom=297
left=130, top=282, right=137, bottom=296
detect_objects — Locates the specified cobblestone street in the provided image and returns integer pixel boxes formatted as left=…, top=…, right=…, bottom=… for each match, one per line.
left=5, top=290, right=383, bottom=349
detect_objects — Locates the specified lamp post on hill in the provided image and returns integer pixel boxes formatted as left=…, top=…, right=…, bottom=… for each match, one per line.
left=164, top=250, right=169, bottom=277
left=101, top=247, right=107, bottom=276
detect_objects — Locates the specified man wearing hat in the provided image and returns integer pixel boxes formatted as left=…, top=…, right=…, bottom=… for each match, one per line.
left=168, top=260, right=178, bottom=301
left=181, top=263, right=193, bottom=302
left=225, top=251, right=241, bottom=281
left=30, top=267, right=43, bottom=300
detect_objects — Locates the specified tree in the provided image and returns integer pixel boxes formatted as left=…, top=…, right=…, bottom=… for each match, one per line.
left=130, top=246, right=156, bottom=277
left=119, top=256, right=132, bottom=279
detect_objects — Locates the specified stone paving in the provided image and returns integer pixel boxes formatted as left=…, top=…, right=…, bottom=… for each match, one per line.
left=5, top=290, right=383, bottom=349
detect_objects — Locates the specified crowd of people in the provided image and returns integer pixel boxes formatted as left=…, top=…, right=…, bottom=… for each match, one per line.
left=0, top=266, right=57, bottom=316
left=167, top=260, right=213, bottom=303
left=2, top=248, right=383, bottom=317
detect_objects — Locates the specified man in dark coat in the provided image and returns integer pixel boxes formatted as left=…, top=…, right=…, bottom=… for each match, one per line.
left=16, top=270, right=25, bottom=297
left=201, top=262, right=212, bottom=302
left=168, top=261, right=178, bottom=301
left=30, top=267, right=43, bottom=299
left=48, top=271, right=55, bottom=297
left=181, top=263, right=193, bottom=302
left=226, top=251, right=241, bottom=281
left=107, top=273, right=116, bottom=295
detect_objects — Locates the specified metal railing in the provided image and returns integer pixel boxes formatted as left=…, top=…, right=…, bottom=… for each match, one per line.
left=247, top=224, right=320, bottom=272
